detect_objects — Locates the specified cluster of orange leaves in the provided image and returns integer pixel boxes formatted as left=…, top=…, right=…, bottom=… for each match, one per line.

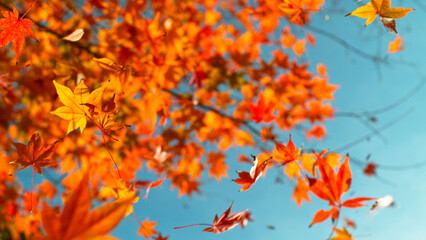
left=233, top=137, right=376, bottom=232
left=0, top=0, right=409, bottom=239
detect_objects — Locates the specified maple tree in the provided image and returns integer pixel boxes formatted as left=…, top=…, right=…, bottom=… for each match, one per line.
left=0, top=0, right=419, bottom=239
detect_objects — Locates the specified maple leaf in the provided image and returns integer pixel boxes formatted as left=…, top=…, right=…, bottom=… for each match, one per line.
left=174, top=202, right=250, bottom=234
left=93, top=57, right=132, bottom=93
left=388, top=35, right=404, bottom=53
left=207, top=152, right=229, bottom=182
left=293, top=178, right=311, bottom=206
left=233, top=155, right=270, bottom=191
left=345, top=0, right=414, bottom=33
left=51, top=80, right=107, bottom=134
left=278, top=0, right=310, bottom=25
left=273, top=136, right=301, bottom=166
left=344, top=217, right=356, bottom=229
left=363, top=162, right=378, bottom=176
left=154, top=234, right=169, bottom=240
left=138, top=219, right=158, bottom=239
left=331, top=227, right=354, bottom=240
left=248, top=93, right=277, bottom=124
left=308, top=154, right=376, bottom=226
left=141, top=177, right=166, bottom=199
left=0, top=3, right=37, bottom=61
left=10, top=132, right=58, bottom=175
left=41, top=174, right=135, bottom=240
left=10, top=132, right=58, bottom=212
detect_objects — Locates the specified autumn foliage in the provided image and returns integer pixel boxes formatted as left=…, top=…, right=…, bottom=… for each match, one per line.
left=0, top=0, right=414, bottom=239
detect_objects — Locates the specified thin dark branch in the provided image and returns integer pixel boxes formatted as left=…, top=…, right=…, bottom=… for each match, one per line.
left=305, top=25, right=417, bottom=68
left=360, top=77, right=426, bottom=116
left=332, top=108, right=413, bottom=152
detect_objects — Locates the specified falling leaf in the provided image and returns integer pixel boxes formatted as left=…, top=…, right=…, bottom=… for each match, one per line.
left=363, top=162, right=378, bottom=176
left=0, top=6, right=37, bottom=61
left=388, top=35, right=404, bottom=53
left=345, top=0, right=414, bottom=33
left=233, top=155, right=270, bottom=191
left=309, top=154, right=376, bottom=226
left=142, top=177, right=166, bottom=199
left=174, top=202, right=250, bottom=234
left=344, top=217, right=356, bottom=229
left=370, top=195, right=394, bottom=213
left=63, top=28, right=84, bottom=42
left=138, top=219, right=158, bottom=239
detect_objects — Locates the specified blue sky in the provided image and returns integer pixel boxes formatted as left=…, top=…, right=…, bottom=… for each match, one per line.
left=108, top=1, right=426, bottom=239
left=13, top=1, right=426, bottom=239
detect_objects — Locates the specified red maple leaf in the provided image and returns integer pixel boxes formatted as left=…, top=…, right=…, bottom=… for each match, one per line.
left=308, top=154, right=376, bottom=227
left=174, top=202, right=251, bottom=234
left=233, top=155, right=270, bottom=191
left=0, top=2, right=37, bottom=61
left=248, top=93, right=277, bottom=123
left=363, top=162, right=378, bottom=176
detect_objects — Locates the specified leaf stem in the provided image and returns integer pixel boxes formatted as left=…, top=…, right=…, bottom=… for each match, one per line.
left=102, top=132, right=122, bottom=179
left=30, top=164, right=34, bottom=213
left=296, top=161, right=308, bottom=182
left=84, top=113, right=122, bottom=179
left=21, top=0, right=38, bottom=19
left=174, top=223, right=212, bottom=230
left=133, top=208, right=142, bottom=225
left=327, top=207, right=341, bottom=240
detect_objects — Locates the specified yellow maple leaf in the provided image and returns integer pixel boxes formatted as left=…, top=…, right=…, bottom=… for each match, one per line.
left=345, top=0, right=414, bottom=33
left=51, top=80, right=107, bottom=134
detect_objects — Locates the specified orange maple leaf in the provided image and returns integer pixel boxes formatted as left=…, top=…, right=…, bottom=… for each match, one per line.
left=345, top=0, right=414, bottom=33
left=293, top=178, right=311, bottom=206
left=278, top=0, right=323, bottom=25
left=207, top=152, right=229, bottom=181
left=0, top=2, right=37, bottom=61
left=233, top=155, right=270, bottom=191
left=248, top=93, right=277, bottom=123
left=273, top=136, right=301, bottom=166
left=331, top=227, right=354, bottom=240
left=388, top=35, right=404, bottom=53
left=138, top=219, right=158, bottom=239
left=278, top=0, right=310, bottom=25
left=41, top=174, right=135, bottom=240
